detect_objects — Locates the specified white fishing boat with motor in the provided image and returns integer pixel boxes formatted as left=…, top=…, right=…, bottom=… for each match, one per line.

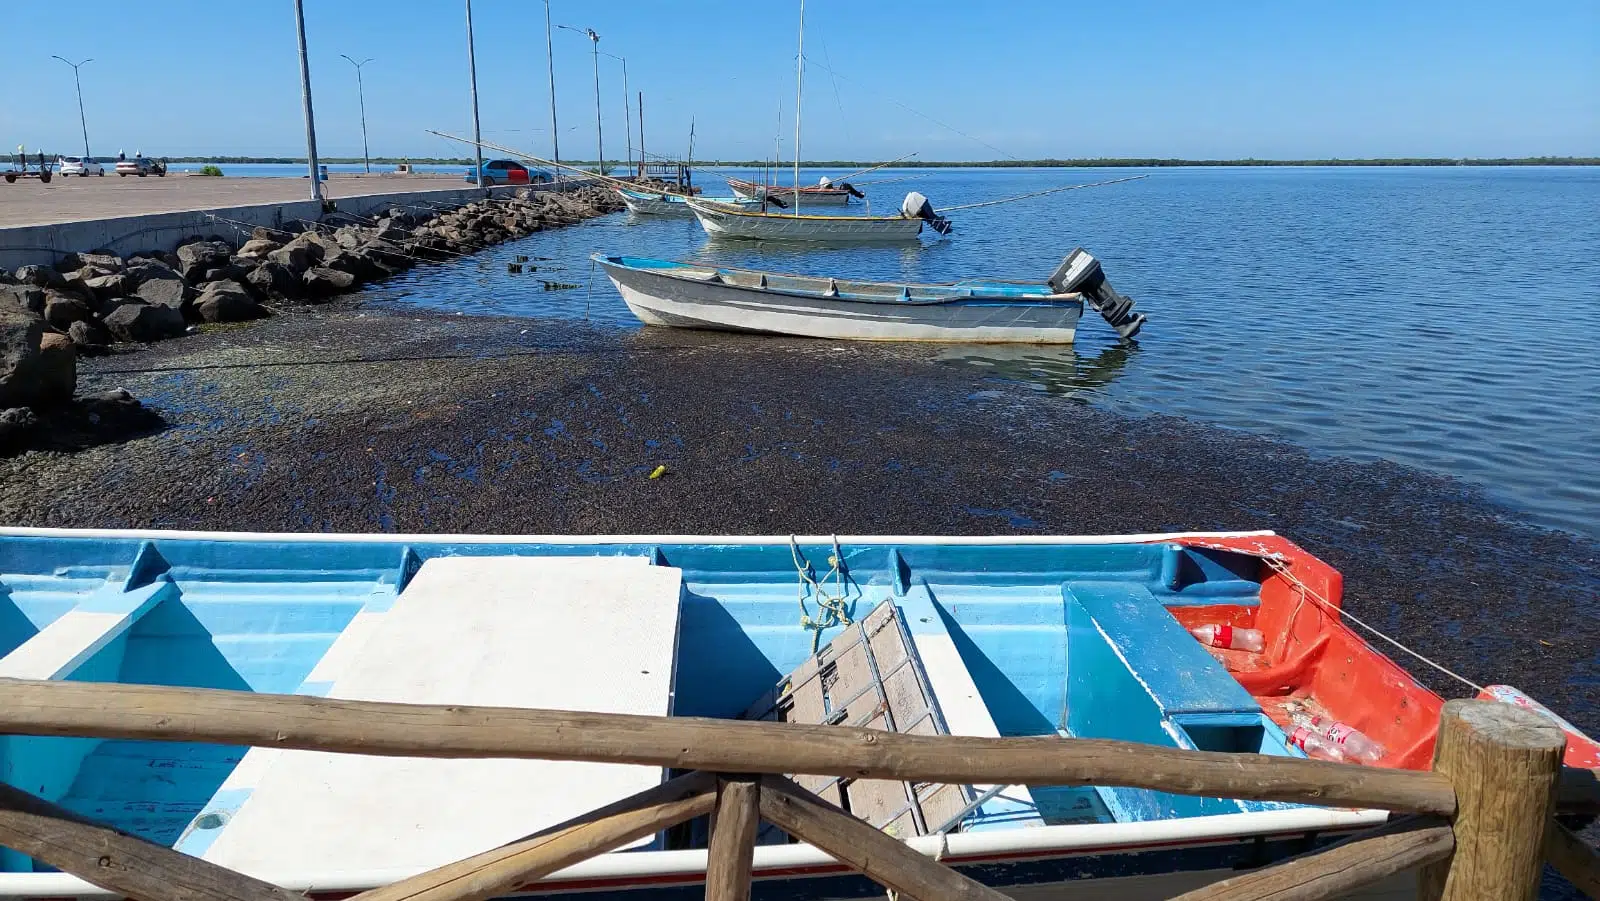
left=594, top=248, right=1147, bottom=343
left=617, top=189, right=761, bottom=217
left=727, top=176, right=860, bottom=205
left=686, top=192, right=950, bottom=243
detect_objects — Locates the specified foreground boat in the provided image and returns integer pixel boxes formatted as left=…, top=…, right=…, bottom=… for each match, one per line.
left=0, top=526, right=1592, bottom=900
left=727, top=176, right=860, bottom=205
left=595, top=248, right=1148, bottom=342
left=617, top=188, right=760, bottom=217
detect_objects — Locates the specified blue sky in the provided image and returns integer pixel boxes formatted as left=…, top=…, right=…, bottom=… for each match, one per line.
left=2, top=0, right=1595, bottom=161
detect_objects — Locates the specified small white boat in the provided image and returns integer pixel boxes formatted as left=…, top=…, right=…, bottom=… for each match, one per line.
left=727, top=177, right=859, bottom=205
left=617, top=188, right=761, bottom=217
left=686, top=192, right=949, bottom=243
left=594, top=249, right=1146, bottom=343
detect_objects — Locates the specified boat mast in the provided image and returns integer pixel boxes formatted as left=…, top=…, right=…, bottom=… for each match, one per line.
left=793, top=0, right=805, bottom=215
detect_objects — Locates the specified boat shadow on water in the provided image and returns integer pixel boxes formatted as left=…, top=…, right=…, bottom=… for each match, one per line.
left=935, top=341, right=1140, bottom=400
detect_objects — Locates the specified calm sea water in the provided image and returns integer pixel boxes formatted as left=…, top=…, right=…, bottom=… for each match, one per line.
left=355, top=166, right=1600, bottom=537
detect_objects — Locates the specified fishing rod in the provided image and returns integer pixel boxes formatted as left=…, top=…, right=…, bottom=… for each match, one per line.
left=934, top=174, right=1148, bottom=214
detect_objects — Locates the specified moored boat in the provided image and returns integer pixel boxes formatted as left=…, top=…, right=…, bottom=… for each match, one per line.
left=617, top=188, right=761, bottom=217
left=686, top=192, right=950, bottom=243
left=596, top=248, right=1147, bottom=342
left=727, top=176, right=860, bottom=205
left=0, top=526, right=1593, bottom=900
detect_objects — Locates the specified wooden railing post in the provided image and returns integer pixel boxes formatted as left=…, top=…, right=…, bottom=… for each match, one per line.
left=705, top=776, right=760, bottom=901
left=1419, top=699, right=1565, bottom=901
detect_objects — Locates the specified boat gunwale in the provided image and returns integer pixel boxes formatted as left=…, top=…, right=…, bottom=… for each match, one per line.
left=686, top=198, right=908, bottom=223
left=726, top=176, right=856, bottom=199
left=595, top=255, right=1086, bottom=308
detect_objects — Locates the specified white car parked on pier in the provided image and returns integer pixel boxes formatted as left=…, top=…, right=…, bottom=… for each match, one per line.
left=57, top=156, right=104, bottom=177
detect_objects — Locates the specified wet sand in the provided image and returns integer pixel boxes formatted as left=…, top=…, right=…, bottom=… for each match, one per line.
left=1, top=305, right=1592, bottom=743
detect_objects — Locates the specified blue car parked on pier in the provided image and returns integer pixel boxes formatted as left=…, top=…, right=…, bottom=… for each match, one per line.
left=464, top=159, right=553, bottom=186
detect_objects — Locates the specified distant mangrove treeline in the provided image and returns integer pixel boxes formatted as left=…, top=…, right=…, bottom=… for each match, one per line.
left=161, top=155, right=1600, bottom=167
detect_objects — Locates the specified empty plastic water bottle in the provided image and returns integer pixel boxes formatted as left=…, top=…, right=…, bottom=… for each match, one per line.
left=1291, top=712, right=1386, bottom=764
left=1187, top=624, right=1266, bottom=653
left=1287, top=725, right=1350, bottom=763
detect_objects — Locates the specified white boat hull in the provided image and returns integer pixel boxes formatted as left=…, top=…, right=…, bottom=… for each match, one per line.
left=729, top=182, right=854, bottom=205
left=618, top=191, right=758, bottom=217
left=689, top=201, right=925, bottom=243
left=602, top=261, right=1081, bottom=343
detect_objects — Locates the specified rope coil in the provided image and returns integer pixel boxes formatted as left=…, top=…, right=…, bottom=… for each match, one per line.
left=790, top=535, right=853, bottom=653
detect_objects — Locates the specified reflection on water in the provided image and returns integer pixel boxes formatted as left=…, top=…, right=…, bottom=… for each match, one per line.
left=936, top=343, right=1139, bottom=399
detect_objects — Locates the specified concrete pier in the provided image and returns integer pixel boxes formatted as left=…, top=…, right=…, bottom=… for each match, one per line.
left=0, top=175, right=541, bottom=270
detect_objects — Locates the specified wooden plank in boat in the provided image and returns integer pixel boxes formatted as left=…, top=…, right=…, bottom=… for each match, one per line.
left=883, top=663, right=928, bottom=730
left=827, top=640, right=875, bottom=715
left=200, top=555, right=681, bottom=878
left=845, top=778, right=914, bottom=829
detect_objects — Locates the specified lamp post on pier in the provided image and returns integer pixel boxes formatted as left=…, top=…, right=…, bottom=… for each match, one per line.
left=541, top=0, right=560, bottom=175
left=292, top=0, right=322, bottom=202
left=339, top=55, right=375, bottom=174
left=50, top=56, right=93, bottom=164
left=464, top=0, right=484, bottom=188
left=556, top=24, right=603, bottom=176
left=598, top=50, right=631, bottom=179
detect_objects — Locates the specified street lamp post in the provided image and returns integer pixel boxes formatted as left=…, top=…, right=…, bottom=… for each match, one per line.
left=542, top=0, right=560, bottom=174
left=339, top=55, right=374, bottom=174
left=465, top=0, right=484, bottom=188
left=599, top=51, right=630, bottom=179
left=556, top=24, right=603, bottom=176
left=293, top=0, right=322, bottom=202
left=50, top=56, right=93, bottom=163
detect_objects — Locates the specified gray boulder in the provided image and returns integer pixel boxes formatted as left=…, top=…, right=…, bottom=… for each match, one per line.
left=129, top=265, right=189, bottom=310
left=302, top=266, right=356, bottom=297
left=35, top=332, right=76, bottom=407
left=1, top=307, right=46, bottom=408
left=44, top=294, right=93, bottom=331
left=267, top=240, right=318, bottom=274
left=0, top=406, right=38, bottom=452
left=83, top=273, right=131, bottom=300
left=175, top=240, right=235, bottom=283
left=68, top=318, right=113, bottom=354
left=2, top=285, right=47, bottom=316
left=76, top=252, right=125, bottom=273
left=104, top=301, right=185, bottom=343
left=14, top=265, right=67, bottom=291
left=245, top=261, right=302, bottom=299
left=195, top=282, right=266, bottom=323
left=236, top=237, right=283, bottom=260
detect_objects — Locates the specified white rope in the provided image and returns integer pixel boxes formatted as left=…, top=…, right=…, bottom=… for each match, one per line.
left=1260, top=555, right=1485, bottom=693
left=933, top=175, right=1148, bottom=214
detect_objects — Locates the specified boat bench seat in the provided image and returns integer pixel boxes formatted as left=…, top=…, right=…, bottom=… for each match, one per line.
left=0, top=576, right=171, bottom=681
left=1065, top=582, right=1258, bottom=716
left=191, top=555, right=683, bottom=879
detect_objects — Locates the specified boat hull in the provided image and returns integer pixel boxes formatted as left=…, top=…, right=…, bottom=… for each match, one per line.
left=601, top=260, right=1081, bottom=343
left=689, top=201, right=925, bottom=243
left=618, top=190, right=759, bottom=217
left=728, top=179, right=854, bottom=205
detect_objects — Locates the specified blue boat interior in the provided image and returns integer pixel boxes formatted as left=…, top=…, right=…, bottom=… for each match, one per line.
left=601, top=255, right=1069, bottom=304
left=0, top=535, right=1299, bottom=872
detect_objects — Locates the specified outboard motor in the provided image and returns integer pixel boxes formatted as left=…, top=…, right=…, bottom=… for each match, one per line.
left=818, top=176, right=832, bottom=187
left=1049, top=247, right=1146, bottom=340
left=901, top=191, right=952, bottom=235
left=840, top=181, right=865, bottom=198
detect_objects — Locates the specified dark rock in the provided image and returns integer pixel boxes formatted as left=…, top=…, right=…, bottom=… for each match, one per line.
left=333, top=226, right=370, bottom=250
left=360, top=239, right=413, bottom=270
left=35, top=332, right=75, bottom=407
left=267, top=240, right=318, bottom=274
left=104, top=301, right=186, bottom=343
left=175, top=240, right=235, bottom=284
left=53, top=253, right=83, bottom=272
left=195, top=282, right=267, bottom=323
left=2, top=286, right=47, bottom=316
left=44, top=294, right=93, bottom=332
left=0, top=307, right=46, bottom=408
left=320, top=249, right=380, bottom=284
left=14, top=265, right=67, bottom=291
left=129, top=265, right=189, bottom=311
left=236, top=237, right=282, bottom=260
left=374, top=221, right=411, bottom=242
left=0, top=406, right=39, bottom=451
left=302, top=266, right=356, bottom=298
left=68, top=319, right=113, bottom=354
left=83, top=273, right=132, bottom=300
left=245, top=261, right=303, bottom=300
left=200, top=264, right=249, bottom=285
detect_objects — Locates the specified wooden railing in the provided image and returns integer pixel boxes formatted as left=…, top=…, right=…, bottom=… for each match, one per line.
left=0, top=678, right=1594, bottom=901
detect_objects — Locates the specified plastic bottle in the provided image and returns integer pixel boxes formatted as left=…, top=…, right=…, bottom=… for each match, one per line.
left=1291, top=712, right=1386, bottom=764
left=1287, top=726, right=1350, bottom=763
left=1187, top=624, right=1266, bottom=653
